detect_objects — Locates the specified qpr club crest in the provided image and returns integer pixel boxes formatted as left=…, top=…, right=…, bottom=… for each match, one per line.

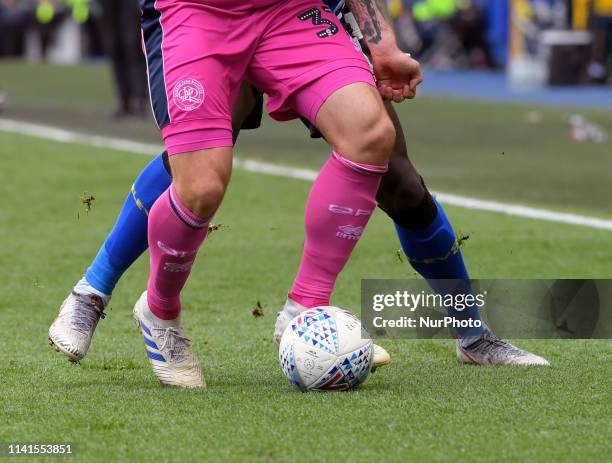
left=173, top=78, right=205, bottom=111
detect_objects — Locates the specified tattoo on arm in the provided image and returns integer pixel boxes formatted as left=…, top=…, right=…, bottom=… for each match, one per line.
left=350, top=0, right=391, bottom=45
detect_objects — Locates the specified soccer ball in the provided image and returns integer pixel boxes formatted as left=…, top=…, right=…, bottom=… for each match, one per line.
left=278, top=306, right=373, bottom=391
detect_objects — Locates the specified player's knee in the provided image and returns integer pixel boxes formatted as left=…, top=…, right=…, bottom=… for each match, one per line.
left=377, top=168, right=426, bottom=212
left=168, top=147, right=232, bottom=217
left=174, top=175, right=227, bottom=218
left=320, top=85, right=395, bottom=165
left=378, top=179, right=426, bottom=214
left=337, top=111, right=395, bottom=165
left=377, top=175, right=437, bottom=230
left=372, top=114, right=396, bottom=159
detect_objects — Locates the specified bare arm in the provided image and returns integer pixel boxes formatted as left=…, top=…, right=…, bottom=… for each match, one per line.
left=345, top=0, right=397, bottom=53
left=346, top=0, right=423, bottom=101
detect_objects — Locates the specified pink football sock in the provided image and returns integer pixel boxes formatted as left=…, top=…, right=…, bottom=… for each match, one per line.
left=147, top=184, right=211, bottom=320
left=289, top=152, right=387, bottom=308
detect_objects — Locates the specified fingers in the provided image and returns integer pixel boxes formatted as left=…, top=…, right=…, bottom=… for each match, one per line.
left=406, top=73, right=423, bottom=99
left=379, top=82, right=417, bottom=102
left=410, top=72, right=424, bottom=90
left=412, top=76, right=423, bottom=90
left=407, top=81, right=417, bottom=99
left=379, top=84, right=393, bottom=101
left=379, top=67, right=424, bottom=101
left=402, top=84, right=415, bottom=100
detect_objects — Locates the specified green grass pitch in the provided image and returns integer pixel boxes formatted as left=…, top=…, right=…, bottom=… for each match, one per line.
left=0, top=62, right=611, bottom=462
left=0, top=133, right=611, bottom=462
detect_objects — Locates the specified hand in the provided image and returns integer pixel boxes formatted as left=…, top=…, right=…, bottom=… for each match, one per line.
left=372, top=52, right=423, bottom=102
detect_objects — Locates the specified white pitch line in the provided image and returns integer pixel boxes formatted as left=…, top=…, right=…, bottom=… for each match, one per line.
left=434, top=193, right=612, bottom=231
left=0, top=118, right=163, bottom=155
left=2, top=117, right=612, bottom=232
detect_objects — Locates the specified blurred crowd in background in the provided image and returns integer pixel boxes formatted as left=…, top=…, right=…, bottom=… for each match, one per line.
left=0, top=0, right=146, bottom=116
left=1, top=0, right=611, bottom=115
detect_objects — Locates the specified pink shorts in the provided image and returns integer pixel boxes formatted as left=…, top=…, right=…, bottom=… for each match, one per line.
left=141, top=0, right=375, bottom=155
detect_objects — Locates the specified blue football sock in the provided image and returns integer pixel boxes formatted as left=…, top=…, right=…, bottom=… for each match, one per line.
left=394, top=198, right=484, bottom=338
left=84, top=153, right=171, bottom=295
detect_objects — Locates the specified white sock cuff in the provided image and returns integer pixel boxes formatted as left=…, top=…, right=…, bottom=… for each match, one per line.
left=74, top=277, right=111, bottom=301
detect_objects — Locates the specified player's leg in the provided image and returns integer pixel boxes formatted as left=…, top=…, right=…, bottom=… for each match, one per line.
left=376, top=102, right=482, bottom=337
left=48, top=83, right=260, bottom=363
left=377, top=103, right=548, bottom=366
left=247, top=3, right=393, bottom=371
left=287, top=83, right=393, bottom=308
left=134, top=148, right=233, bottom=388
left=144, top=147, right=231, bottom=321
left=74, top=82, right=257, bottom=303
left=281, top=84, right=395, bottom=369
left=270, top=84, right=394, bottom=369
left=90, top=82, right=257, bottom=300
left=132, top=0, right=257, bottom=387
left=48, top=153, right=171, bottom=361
left=86, top=154, right=171, bottom=298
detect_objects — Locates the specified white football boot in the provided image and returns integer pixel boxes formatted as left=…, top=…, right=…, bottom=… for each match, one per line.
left=273, top=298, right=391, bottom=370
left=133, top=291, right=205, bottom=388
left=457, top=328, right=550, bottom=366
left=48, top=290, right=108, bottom=362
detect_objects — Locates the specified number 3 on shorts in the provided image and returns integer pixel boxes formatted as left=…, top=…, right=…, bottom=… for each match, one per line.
left=297, top=7, right=339, bottom=38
